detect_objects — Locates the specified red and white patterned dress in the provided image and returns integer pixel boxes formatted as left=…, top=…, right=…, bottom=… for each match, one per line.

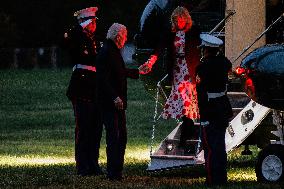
left=162, top=31, right=199, bottom=120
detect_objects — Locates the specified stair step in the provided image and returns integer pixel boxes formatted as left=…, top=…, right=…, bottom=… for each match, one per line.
left=165, top=139, right=200, bottom=143
left=228, top=92, right=250, bottom=108
left=233, top=107, right=243, bottom=112
left=227, top=92, right=247, bottom=96
left=150, top=154, right=195, bottom=160
left=186, top=139, right=201, bottom=142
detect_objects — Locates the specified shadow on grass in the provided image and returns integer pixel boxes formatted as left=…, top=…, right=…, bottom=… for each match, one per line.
left=0, top=163, right=75, bottom=188
left=146, top=165, right=206, bottom=179
left=0, top=161, right=283, bottom=188
left=228, top=158, right=256, bottom=169
left=224, top=181, right=284, bottom=189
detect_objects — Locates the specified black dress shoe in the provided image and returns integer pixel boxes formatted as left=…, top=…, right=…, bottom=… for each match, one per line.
left=92, top=167, right=104, bottom=176
left=77, top=168, right=104, bottom=177
left=78, top=172, right=93, bottom=177
left=107, top=173, right=122, bottom=181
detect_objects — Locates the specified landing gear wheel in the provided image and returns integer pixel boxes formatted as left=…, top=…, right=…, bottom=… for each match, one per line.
left=256, top=144, right=284, bottom=183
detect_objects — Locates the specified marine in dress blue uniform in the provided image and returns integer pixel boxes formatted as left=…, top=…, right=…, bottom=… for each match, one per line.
left=196, top=34, right=233, bottom=185
left=64, top=7, right=103, bottom=176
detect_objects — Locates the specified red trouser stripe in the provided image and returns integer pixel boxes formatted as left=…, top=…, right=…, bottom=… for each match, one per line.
left=202, top=127, right=212, bottom=184
left=72, top=101, right=79, bottom=144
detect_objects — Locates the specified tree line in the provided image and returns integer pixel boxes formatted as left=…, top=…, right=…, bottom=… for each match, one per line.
left=0, top=0, right=149, bottom=48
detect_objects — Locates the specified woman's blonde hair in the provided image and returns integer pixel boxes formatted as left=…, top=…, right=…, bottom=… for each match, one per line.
left=171, top=6, right=192, bottom=32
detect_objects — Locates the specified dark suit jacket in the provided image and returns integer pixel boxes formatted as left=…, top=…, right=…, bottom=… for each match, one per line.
left=96, top=39, right=139, bottom=110
left=196, top=55, right=233, bottom=122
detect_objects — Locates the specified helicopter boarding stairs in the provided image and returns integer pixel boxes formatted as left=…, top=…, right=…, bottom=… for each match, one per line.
left=147, top=92, right=271, bottom=171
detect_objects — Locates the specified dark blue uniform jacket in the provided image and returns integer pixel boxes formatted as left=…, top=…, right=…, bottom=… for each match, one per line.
left=64, top=24, right=100, bottom=101
left=196, top=55, right=233, bottom=123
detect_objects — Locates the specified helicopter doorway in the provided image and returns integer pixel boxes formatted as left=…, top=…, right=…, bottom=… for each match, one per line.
left=266, top=0, right=284, bottom=44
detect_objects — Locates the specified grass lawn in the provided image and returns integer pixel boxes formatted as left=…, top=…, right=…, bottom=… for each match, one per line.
left=0, top=69, right=283, bottom=188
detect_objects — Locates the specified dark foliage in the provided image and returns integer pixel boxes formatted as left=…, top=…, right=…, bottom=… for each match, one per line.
left=0, top=0, right=149, bottom=47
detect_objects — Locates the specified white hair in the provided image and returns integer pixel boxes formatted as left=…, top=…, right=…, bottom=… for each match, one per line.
left=106, top=23, right=127, bottom=40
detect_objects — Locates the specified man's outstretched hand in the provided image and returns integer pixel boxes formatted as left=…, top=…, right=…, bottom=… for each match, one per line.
left=138, top=63, right=151, bottom=74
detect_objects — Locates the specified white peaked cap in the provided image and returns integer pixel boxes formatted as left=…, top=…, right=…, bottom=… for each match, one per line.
left=200, top=34, right=223, bottom=47
left=80, top=19, right=93, bottom=28
left=74, top=7, right=98, bottom=19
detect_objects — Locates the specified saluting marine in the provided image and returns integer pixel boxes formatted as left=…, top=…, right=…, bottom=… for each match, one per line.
left=65, top=7, right=100, bottom=101
left=64, top=7, right=103, bottom=176
left=196, top=34, right=233, bottom=185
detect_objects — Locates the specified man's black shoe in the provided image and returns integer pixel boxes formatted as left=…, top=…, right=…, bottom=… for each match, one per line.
left=93, top=168, right=104, bottom=176
left=78, top=169, right=104, bottom=177
left=107, top=173, right=122, bottom=181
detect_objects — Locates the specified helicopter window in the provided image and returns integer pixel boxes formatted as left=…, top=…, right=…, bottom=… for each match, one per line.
left=266, top=0, right=284, bottom=44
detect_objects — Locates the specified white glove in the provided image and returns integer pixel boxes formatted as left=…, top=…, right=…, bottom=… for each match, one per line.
left=201, top=121, right=210, bottom=127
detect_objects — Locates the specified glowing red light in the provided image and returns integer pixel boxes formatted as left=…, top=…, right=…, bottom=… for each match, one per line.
left=235, top=67, right=246, bottom=75
left=245, top=77, right=255, bottom=100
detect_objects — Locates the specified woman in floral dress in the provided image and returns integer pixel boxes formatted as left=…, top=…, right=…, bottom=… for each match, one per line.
left=140, top=6, right=201, bottom=150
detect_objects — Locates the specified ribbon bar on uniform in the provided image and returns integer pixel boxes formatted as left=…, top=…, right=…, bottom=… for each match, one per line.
left=207, top=91, right=226, bottom=99
left=73, top=64, right=96, bottom=72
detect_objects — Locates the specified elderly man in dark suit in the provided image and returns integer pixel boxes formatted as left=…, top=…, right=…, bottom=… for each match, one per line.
left=96, top=23, right=144, bottom=180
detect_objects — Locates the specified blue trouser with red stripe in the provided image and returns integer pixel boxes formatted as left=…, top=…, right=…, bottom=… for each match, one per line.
left=202, top=120, right=228, bottom=185
left=72, top=100, right=102, bottom=175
